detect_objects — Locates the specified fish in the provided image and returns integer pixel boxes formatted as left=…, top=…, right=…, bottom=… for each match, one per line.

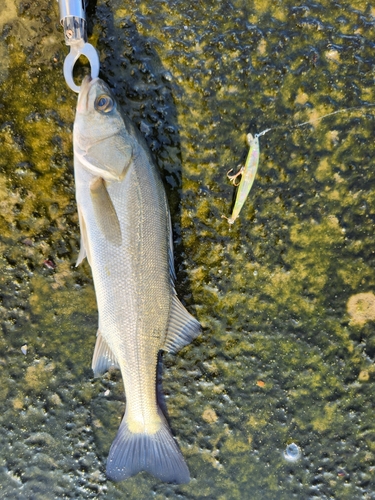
left=73, top=76, right=201, bottom=483
left=224, top=132, right=261, bottom=224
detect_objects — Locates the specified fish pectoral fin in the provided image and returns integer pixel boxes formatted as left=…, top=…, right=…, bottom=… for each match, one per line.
left=90, top=177, right=122, bottom=246
left=163, top=294, right=201, bottom=353
left=92, top=329, right=120, bottom=377
left=76, top=203, right=92, bottom=267
left=83, top=135, right=133, bottom=180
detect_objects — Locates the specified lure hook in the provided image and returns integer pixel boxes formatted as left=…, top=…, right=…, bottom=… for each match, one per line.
left=57, top=0, right=100, bottom=92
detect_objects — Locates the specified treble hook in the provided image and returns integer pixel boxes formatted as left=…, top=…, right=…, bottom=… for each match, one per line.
left=57, top=0, right=100, bottom=92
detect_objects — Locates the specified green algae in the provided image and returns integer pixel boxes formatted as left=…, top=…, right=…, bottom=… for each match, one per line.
left=0, top=0, right=375, bottom=498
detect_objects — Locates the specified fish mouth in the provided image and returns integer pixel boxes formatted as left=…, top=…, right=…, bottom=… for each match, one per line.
left=77, top=75, right=99, bottom=113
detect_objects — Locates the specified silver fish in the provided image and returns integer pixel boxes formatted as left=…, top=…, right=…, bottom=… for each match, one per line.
left=73, top=76, right=201, bottom=483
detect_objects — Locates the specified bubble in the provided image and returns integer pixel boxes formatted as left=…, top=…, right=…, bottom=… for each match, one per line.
left=284, top=443, right=301, bottom=462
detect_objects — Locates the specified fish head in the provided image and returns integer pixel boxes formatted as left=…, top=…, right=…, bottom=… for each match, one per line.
left=75, top=76, right=122, bottom=140
left=74, top=76, right=134, bottom=181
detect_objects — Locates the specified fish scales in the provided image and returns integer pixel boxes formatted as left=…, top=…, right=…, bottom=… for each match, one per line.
left=77, top=161, right=168, bottom=412
left=73, top=77, right=201, bottom=483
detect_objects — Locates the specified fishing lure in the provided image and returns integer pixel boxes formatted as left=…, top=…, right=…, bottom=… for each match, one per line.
left=223, top=129, right=269, bottom=225
left=223, top=103, right=375, bottom=224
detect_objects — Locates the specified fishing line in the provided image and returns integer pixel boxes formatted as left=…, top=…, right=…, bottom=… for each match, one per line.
left=255, top=103, right=375, bottom=138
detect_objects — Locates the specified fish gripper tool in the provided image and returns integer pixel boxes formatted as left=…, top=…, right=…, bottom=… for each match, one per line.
left=57, top=0, right=100, bottom=92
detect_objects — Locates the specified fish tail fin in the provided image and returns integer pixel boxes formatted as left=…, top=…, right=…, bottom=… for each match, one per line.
left=106, top=411, right=190, bottom=484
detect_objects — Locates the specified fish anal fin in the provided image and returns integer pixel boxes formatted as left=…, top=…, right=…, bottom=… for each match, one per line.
left=90, top=177, right=122, bottom=246
left=164, top=294, right=201, bottom=353
left=92, top=329, right=119, bottom=377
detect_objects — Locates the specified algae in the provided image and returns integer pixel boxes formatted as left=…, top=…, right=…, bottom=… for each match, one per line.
left=347, top=292, right=375, bottom=326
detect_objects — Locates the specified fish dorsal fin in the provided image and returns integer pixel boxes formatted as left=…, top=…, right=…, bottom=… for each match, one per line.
left=163, top=294, right=201, bottom=353
left=90, top=177, right=122, bottom=246
left=92, top=329, right=120, bottom=377
left=78, top=135, right=133, bottom=181
left=76, top=203, right=91, bottom=267
left=168, top=211, right=176, bottom=282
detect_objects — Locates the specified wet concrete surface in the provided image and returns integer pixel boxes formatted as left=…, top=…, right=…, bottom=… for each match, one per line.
left=0, top=1, right=375, bottom=498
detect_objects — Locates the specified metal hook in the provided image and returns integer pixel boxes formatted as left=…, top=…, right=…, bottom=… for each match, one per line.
left=57, top=0, right=100, bottom=93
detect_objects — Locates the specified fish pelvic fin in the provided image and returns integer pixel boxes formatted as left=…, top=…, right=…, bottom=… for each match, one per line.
left=164, top=294, right=201, bottom=354
left=76, top=204, right=91, bottom=267
left=106, top=411, right=190, bottom=484
left=92, top=329, right=119, bottom=377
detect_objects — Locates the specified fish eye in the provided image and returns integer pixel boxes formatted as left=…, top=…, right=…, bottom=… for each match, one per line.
left=95, top=95, right=114, bottom=113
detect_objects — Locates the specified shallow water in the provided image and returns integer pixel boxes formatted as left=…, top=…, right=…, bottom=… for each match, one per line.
left=1, top=0, right=375, bottom=498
